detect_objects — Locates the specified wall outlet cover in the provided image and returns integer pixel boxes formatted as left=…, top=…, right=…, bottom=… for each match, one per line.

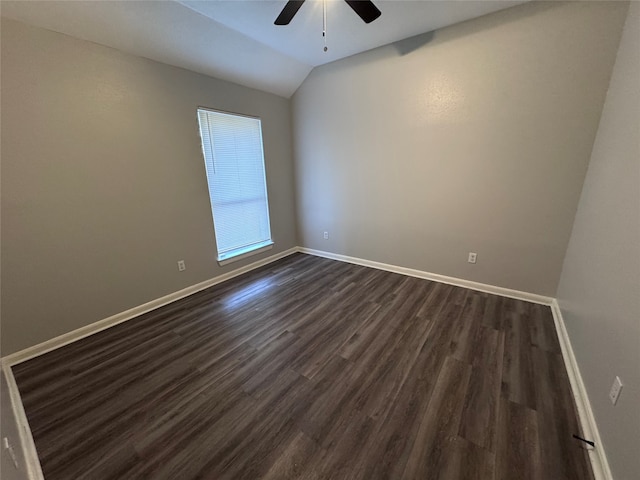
left=609, top=376, right=623, bottom=405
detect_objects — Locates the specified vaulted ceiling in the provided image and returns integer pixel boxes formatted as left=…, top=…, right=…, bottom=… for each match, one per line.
left=1, top=1, right=526, bottom=98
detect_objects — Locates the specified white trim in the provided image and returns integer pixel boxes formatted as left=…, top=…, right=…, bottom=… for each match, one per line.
left=2, top=247, right=299, bottom=367
left=218, top=241, right=273, bottom=266
left=299, top=247, right=553, bottom=305
left=1, top=246, right=553, bottom=367
left=550, top=300, right=612, bottom=480
left=2, top=363, right=45, bottom=480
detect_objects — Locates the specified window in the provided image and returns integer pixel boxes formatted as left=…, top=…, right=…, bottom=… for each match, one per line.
left=197, top=108, right=273, bottom=264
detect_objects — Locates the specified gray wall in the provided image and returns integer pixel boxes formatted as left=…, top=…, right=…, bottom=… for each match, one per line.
left=556, top=4, right=640, bottom=479
left=292, top=1, right=628, bottom=296
left=0, top=18, right=297, bottom=355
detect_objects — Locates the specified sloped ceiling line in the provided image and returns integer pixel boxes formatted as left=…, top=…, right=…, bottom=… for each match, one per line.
left=1, top=0, right=526, bottom=98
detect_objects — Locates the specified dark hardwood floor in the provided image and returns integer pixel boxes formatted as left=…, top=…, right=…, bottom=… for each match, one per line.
left=13, top=253, right=594, bottom=479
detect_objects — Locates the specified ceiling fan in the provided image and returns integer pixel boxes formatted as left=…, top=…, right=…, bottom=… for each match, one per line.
left=274, top=0, right=382, bottom=26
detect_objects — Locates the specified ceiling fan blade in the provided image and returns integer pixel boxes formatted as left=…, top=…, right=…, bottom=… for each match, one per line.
left=344, top=0, right=381, bottom=24
left=275, top=0, right=305, bottom=25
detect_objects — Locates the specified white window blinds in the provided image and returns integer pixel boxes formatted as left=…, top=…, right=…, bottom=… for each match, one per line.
left=197, top=108, right=272, bottom=262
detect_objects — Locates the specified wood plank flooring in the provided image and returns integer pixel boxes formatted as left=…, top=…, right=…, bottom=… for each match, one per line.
left=13, top=253, right=594, bottom=480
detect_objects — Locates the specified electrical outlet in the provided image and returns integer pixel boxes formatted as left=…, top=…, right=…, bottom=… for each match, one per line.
left=323, top=231, right=329, bottom=240
left=609, top=376, right=623, bottom=405
left=468, top=252, right=477, bottom=264
left=177, top=260, right=186, bottom=272
left=4, top=437, right=18, bottom=469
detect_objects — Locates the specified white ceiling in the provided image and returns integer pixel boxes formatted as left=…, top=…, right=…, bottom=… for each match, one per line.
left=1, top=1, right=526, bottom=98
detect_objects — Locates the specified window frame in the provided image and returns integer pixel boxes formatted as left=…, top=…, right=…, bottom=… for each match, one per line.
left=196, top=107, right=274, bottom=266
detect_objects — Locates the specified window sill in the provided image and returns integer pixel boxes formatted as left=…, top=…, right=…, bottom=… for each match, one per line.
left=217, top=241, right=274, bottom=266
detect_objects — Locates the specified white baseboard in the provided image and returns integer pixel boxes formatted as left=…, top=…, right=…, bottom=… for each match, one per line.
left=550, top=300, right=612, bottom=480
left=1, top=246, right=552, bottom=367
left=299, top=247, right=553, bottom=305
left=2, top=364, right=45, bottom=480
left=1, top=247, right=299, bottom=368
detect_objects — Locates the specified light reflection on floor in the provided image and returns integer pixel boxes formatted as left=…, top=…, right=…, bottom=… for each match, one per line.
left=220, top=276, right=276, bottom=309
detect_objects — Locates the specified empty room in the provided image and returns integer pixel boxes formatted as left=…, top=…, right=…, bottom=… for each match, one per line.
left=1, top=1, right=638, bottom=479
